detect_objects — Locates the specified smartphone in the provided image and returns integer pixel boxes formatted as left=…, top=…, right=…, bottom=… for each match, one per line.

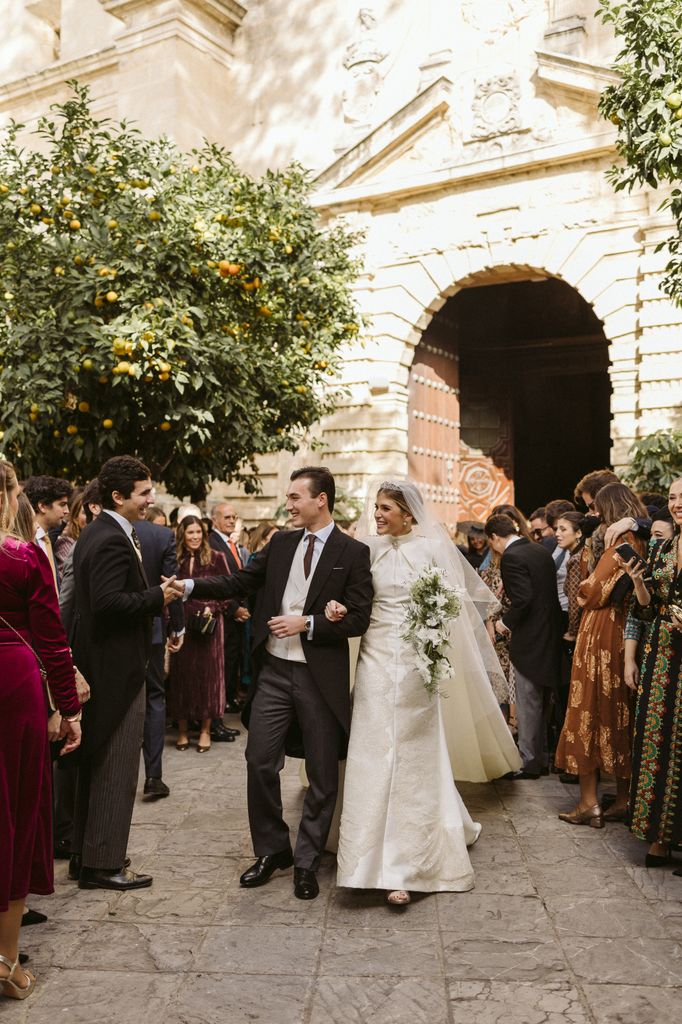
left=615, top=542, right=644, bottom=565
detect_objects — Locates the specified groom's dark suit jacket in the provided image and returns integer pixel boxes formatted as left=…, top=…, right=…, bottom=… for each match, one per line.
left=191, top=525, right=373, bottom=755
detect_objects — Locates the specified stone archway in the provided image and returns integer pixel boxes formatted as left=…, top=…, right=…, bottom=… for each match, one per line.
left=408, top=274, right=611, bottom=522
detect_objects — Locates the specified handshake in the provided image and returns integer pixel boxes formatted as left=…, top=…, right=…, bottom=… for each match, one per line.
left=160, top=575, right=187, bottom=605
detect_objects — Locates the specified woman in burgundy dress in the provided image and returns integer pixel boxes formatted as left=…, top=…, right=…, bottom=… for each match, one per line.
left=169, top=516, right=230, bottom=753
left=0, top=461, right=81, bottom=1000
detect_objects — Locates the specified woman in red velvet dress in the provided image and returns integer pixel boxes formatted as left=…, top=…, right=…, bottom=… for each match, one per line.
left=0, top=461, right=81, bottom=1000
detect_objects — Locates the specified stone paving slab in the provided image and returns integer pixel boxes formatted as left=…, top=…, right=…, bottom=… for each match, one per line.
left=6, top=726, right=682, bottom=1023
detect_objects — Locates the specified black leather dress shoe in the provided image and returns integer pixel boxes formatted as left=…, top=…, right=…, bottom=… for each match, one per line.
left=143, top=777, right=170, bottom=799
left=239, top=850, right=294, bottom=888
left=21, top=909, right=47, bottom=926
left=224, top=701, right=242, bottom=715
left=293, top=868, right=319, bottom=901
left=502, top=770, right=541, bottom=780
left=70, top=855, right=131, bottom=882
left=54, top=838, right=72, bottom=860
left=79, top=866, right=153, bottom=891
left=210, top=725, right=236, bottom=742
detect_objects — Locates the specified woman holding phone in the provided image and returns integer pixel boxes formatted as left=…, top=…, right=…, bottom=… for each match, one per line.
left=621, top=477, right=682, bottom=869
left=554, top=483, right=647, bottom=827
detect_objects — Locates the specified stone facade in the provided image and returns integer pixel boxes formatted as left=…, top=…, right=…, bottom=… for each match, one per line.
left=2, top=0, right=681, bottom=521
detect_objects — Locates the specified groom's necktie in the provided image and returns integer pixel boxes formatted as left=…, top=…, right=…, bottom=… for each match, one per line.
left=303, top=533, right=316, bottom=579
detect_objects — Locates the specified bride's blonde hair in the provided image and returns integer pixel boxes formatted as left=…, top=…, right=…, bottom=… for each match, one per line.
left=0, top=460, right=19, bottom=539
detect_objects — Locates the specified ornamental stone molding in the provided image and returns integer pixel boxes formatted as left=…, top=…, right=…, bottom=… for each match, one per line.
left=470, top=73, right=522, bottom=141
left=101, top=0, right=246, bottom=35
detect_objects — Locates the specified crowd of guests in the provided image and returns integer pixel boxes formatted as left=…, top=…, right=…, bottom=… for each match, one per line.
left=0, top=455, right=278, bottom=999
left=459, top=469, right=682, bottom=875
left=1, top=451, right=681, bottom=1000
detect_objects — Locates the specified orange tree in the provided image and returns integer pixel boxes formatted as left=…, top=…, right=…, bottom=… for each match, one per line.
left=0, top=84, right=361, bottom=500
left=598, top=1, right=682, bottom=304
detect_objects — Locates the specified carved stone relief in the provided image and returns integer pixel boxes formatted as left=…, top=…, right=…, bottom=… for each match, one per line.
left=340, top=8, right=388, bottom=139
left=471, top=73, right=522, bottom=140
left=461, top=0, right=535, bottom=47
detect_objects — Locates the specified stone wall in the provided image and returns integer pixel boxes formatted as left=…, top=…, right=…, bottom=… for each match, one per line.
left=2, top=0, right=681, bottom=520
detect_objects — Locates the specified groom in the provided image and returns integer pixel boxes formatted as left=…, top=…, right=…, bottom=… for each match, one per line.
left=174, top=467, right=373, bottom=899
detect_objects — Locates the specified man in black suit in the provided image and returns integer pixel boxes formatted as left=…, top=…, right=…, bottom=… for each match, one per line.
left=171, top=467, right=373, bottom=900
left=70, top=456, right=179, bottom=890
left=485, top=513, right=562, bottom=779
left=136, top=518, right=185, bottom=799
left=209, top=502, right=250, bottom=733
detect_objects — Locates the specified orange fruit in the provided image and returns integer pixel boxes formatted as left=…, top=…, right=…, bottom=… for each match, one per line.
left=160, top=421, right=171, bottom=431
left=102, top=418, right=113, bottom=429
left=66, top=424, right=78, bottom=435
left=78, top=401, right=90, bottom=413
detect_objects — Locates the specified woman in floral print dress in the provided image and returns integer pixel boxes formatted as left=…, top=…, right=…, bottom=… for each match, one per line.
left=623, top=477, right=682, bottom=869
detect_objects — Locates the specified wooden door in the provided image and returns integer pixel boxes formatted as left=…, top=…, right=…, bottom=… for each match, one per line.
left=407, top=338, right=460, bottom=527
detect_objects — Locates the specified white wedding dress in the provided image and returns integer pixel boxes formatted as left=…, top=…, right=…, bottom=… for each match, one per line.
left=336, top=531, right=520, bottom=893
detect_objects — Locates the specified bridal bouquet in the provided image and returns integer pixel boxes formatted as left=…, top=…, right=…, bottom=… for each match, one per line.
left=401, top=566, right=462, bottom=697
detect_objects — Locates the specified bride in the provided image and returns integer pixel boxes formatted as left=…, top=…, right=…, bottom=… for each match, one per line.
left=329, top=480, right=521, bottom=905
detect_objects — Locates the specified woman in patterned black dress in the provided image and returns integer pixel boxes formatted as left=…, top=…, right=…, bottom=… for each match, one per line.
left=622, top=478, right=682, bottom=869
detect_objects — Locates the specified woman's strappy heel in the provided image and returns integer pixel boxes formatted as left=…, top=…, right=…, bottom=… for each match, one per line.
left=0, top=954, right=36, bottom=1000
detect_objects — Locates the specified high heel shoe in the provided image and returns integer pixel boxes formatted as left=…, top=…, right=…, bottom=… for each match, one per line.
left=558, top=804, right=604, bottom=828
left=197, top=743, right=211, bottom=753
left=387, top=890, right=411, bottom=905
left=603, top=805, right=629, bottom=823
left=0, top=954, right=36, bottom=1000
left=175, top=740, right=190, bottom=751
left=645, top=849, right=671, bottom=868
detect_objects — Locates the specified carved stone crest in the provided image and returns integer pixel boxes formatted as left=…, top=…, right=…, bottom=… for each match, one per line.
left=340, top=8, right=388, bottom=137
left=471, top=73, right=522, bottom=140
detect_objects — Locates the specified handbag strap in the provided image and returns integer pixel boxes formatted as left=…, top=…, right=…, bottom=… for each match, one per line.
left=0, top=613, right=47, bottom=676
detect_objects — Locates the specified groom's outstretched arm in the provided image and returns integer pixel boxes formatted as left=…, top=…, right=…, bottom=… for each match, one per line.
left=309, top=544, right=373, bottom=641
left=191, top=543, right=269, bottom=601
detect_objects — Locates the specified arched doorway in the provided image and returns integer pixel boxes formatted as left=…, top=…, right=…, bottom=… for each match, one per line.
left=408, top=276, right=611, bottom=523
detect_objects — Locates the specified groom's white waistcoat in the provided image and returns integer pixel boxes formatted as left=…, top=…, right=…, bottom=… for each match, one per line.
left=266, top=534, right=312, bottom=663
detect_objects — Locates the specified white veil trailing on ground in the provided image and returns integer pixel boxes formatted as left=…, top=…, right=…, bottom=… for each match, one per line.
left=357, top=478, right=521, bottom=782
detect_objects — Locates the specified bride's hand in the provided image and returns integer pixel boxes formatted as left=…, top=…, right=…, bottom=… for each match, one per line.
left=325, top=600, right=347, bottom=622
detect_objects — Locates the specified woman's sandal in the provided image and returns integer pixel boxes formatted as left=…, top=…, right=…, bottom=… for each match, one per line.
left=0, top=954, right=36, bottom=1000
left=387, top=890, right=411, bottom=906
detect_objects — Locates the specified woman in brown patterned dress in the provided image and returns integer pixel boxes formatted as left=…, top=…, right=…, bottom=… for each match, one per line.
left=169, top=516, right=231, bottom=753
left=555, top=483, right=647, bottom=827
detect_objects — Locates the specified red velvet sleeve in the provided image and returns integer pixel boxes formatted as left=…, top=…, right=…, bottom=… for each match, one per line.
left=25, top=542, right=79, bottom=716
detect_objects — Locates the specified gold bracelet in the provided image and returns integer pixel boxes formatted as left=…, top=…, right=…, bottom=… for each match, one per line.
left=65, top=711, right=82, bottom=723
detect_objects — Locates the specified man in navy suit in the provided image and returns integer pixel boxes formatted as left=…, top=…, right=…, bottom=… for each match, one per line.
left=135, top=518, right=185, bottom=798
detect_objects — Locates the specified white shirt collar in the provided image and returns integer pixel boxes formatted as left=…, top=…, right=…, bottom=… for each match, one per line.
left=505, top=535, right=523, bottom=549
left=35, top=525, right=46, bottom=543
left=303, top=521, right=335, bottom=545
left=103, top=508, right=134, bottom=539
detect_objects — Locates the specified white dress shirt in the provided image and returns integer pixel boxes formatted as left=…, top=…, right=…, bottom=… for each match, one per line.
left=184, top=521, right=336, bottom=639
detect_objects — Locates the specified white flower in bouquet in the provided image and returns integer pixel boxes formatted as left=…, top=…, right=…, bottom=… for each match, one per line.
left=401, top=566, right=462, bottom=697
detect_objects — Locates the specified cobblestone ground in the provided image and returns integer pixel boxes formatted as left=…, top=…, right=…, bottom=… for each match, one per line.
left=6, top=718, right=682, bottom=1024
